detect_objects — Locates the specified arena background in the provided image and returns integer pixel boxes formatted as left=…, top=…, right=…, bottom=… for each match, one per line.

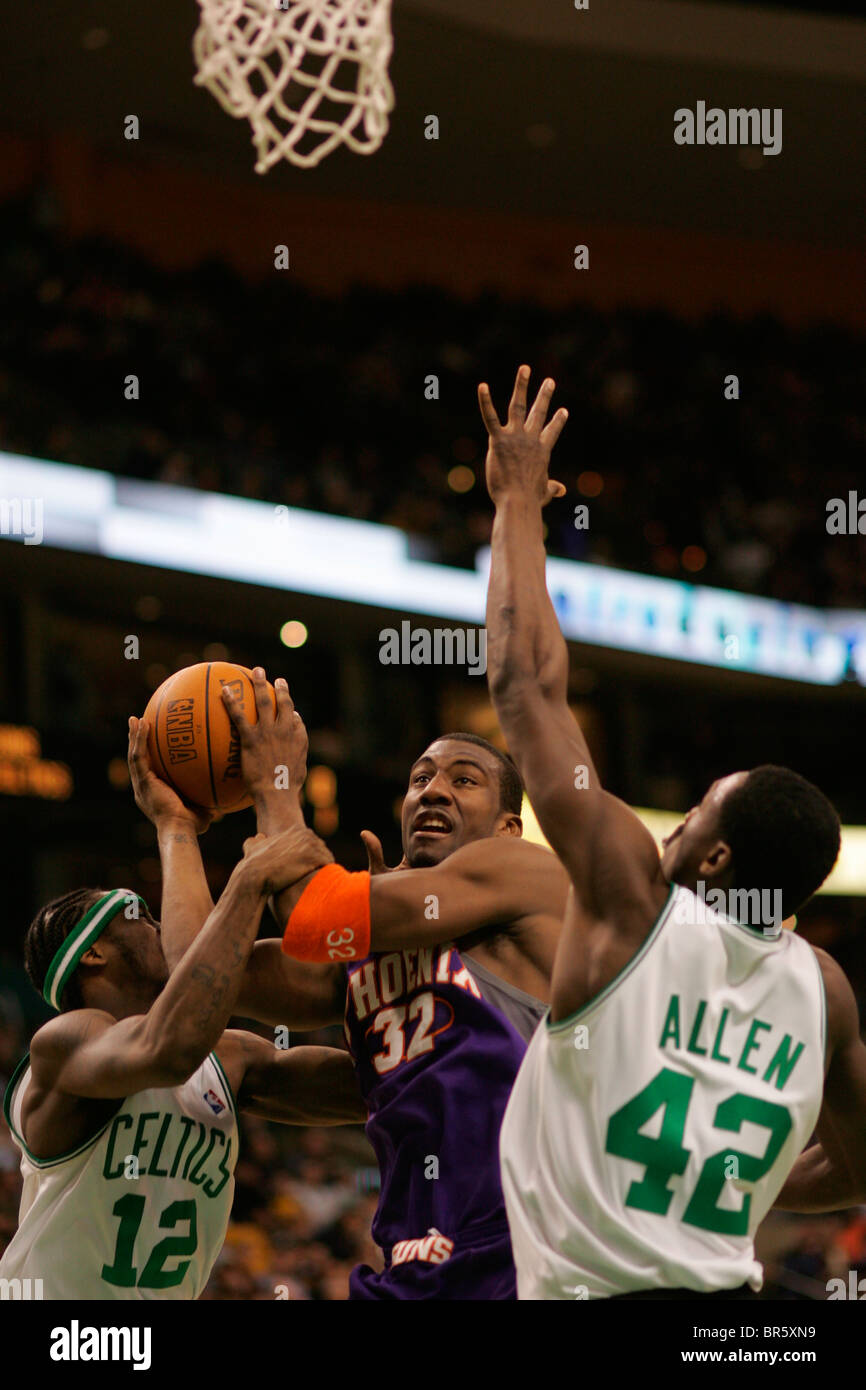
left=0, top=0, right=864, bottom=1299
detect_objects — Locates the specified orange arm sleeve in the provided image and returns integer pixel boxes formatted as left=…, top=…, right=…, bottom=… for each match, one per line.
left=282, top=865, right=371, bottom=963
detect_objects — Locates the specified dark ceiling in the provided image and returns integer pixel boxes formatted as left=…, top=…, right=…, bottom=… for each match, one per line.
left=1, top=0, right=864, bottom=246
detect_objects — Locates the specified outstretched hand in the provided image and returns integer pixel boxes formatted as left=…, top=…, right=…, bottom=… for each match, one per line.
left=128, top=716, right=214, bottom=835
left=478, top=365, right=568, bottom=507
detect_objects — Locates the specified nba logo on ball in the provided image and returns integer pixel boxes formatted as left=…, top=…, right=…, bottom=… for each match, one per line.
left=165, top=698, right=197, bottom=765
left=143, top=662, right=276, bottom=812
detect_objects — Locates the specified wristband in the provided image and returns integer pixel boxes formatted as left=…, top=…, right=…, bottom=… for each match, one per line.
left=282, top=865, right=371, bottom=963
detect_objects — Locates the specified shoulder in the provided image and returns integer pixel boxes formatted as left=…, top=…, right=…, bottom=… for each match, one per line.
left=808, top=944, right=848, bottom=996
left=30, top=1009, right=117, bottom=1069
left=444, top=835, right=569, bottom=881
left=806, top=945, right=858, bottom=1054
left=444, top=837, right=571, bottom=923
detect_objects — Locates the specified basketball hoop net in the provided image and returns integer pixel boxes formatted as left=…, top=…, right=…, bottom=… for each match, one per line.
left=193, top=0, right=394, bottom=171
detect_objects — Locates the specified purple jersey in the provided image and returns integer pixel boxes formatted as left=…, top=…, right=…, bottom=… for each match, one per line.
left=343, top=941, right=532, bottom=1298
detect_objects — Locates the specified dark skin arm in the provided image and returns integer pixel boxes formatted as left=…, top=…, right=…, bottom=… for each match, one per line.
left=215, top=1030, right=366, bottom=1124
left=242, top=825, right=568, bottom=989
left=129, top=678, right=345, bottom=1031
left=480, top=366, right=670, bottom=1021
left=23, top=829, right=326, bottom=1158
left=227, top=837, right=567, bottom=1020
left=220, top=668, right=347, bottom=1027
left=774, top=948, right=866, bottom=1212
left=235, top=942, right=346, bottom=1029
left=367, top=836, right=567, bottom=991
left=128, top=713, right=215, bottom=971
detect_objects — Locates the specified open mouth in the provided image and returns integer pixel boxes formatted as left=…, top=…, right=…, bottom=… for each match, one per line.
left=412, top=813, right=453, bottom=837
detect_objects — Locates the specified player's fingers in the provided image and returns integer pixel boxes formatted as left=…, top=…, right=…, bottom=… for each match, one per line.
left=543, top=479, right=567, bottom=506
left=251, top=666, right=275, bottom=723
left=477, top=382, right=503, bottom=437
left=273, top=676, right=296, bottom=723
left=128, top=716, right=148, bottom=773
left=540, top=406, right=568, bottom=450
left=525, top=377, right=556, bottom=432
left=360, top=830, right=389, bottom=875
left=506, top=364, right=531, bottom=424
left=221, top=683, right=254, bottom=741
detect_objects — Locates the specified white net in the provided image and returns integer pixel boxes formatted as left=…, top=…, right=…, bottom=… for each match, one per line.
left=193, top=0, right=394, bottom=172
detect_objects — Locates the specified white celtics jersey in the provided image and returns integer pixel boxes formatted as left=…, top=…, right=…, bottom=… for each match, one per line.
left=500, top=884, right=826, bottom=1299
left=1, top=1052, right=237, bottom=1300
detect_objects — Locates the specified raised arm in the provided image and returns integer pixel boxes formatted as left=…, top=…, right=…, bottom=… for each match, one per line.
left=30, top=828, right=326, bottom=1101
left=366, top=836, right=567, bottom=950
left=775, top=949, right=866, bottom=1212
left=127, top=714, right=214, bottom=970
left=222, top=669, right=328, bottom=923
left=219, top=669, right=347, bottom=1025
left=479, top=366, right=664, bottom=907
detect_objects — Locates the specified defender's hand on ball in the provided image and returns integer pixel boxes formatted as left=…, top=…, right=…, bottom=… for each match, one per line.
left=221, top=667, right=308, bottom=807
left=478, top=365, right=568, bottom=507
left=128, top=716, right=214, bottom=835
left=238, top=826, right=333, bottom=898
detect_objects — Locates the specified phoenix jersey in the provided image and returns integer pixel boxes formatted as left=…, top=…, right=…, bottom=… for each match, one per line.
left=1, top=1052, right=237, bottom=1299
left=344, top=942, right=539, bottom=1284
left=500, top=885, right=826, bottom=1299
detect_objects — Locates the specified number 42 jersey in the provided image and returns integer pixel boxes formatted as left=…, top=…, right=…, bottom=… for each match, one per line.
left=500, top=885, right=826, bottom=1299
left=1, top=1053, right=237, bottom=1299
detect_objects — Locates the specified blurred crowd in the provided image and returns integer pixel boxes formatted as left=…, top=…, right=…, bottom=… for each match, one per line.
left=1, top=194, right=864, bottom=608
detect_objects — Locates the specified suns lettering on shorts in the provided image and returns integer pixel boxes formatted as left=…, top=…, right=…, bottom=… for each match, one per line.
left=391, top=1229, right=454, bottom=1266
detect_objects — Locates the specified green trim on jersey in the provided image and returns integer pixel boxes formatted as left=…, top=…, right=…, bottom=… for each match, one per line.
left=812, top=948, right=828, bottom=1066
left=3, top=1054, right=120, bottom=1169
left=724, top=915, right=782, bottom=945
left=210, top=1051, right=238, bottom=1120
left=546, top=882, right=677, bottom=1033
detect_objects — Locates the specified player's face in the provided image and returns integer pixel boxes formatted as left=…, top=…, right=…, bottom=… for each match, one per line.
left=660, top=771, right=748, bottom=887
left=401, top=740, right=508, bottom=867
left=106, top=906, right=169, bottom=990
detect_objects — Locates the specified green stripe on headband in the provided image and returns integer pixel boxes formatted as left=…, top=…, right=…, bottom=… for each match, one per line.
left=43, top=890, right=147, bottom=1011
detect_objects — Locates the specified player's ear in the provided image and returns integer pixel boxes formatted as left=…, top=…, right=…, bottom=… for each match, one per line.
left=80, top=943, right=110, bottom=966
left=496, top=813, right=523, bottom=838
left=699, top=839, right=732, bottom=880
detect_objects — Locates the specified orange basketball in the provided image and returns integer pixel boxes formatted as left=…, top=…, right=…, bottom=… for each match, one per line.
left=143, top=662, right=276, bottom=812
